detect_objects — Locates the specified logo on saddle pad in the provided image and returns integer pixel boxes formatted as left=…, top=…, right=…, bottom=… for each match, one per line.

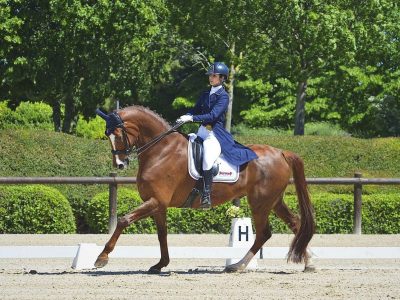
left=187, top=139, right=239, bottom=183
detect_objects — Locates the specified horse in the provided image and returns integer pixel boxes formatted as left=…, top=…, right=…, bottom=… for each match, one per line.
left=94, top=105, right=315, bottom=273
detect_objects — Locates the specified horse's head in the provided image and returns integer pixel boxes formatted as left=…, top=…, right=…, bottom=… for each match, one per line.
left=96, top=108, right=136, bottom=170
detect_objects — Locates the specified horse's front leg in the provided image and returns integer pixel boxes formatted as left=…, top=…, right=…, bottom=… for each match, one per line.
left=148, top=210, right=169, bottom=274
left=94, top=197, right=160, bottom=268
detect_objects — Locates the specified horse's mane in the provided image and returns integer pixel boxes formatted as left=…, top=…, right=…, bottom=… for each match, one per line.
left=122, top=105, right=171, bottom=129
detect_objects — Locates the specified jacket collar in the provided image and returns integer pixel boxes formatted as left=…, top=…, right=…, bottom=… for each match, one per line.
left=206, top=86, right=225, bottom=96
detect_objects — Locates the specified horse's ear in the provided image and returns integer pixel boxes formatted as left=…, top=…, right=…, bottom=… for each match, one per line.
left=96, top=108, right=109, bottom=120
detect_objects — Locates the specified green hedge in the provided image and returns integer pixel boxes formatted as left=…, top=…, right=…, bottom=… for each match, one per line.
left=1, top=128, right=399, bottom=233
left=0, top=129, right=132, bottom=233
left=86, top=188, right=156, bottom=233
left=268, top=193, right=400, bottom=234
left=87, top=188, right=240, bottom=233
left=0, top=101, right=53, bottom=130
left=75, top=116, right=107, bottom=139
left=86, top=190, right=400, bottom=234
left=362, top=194, right=400, bottom=233
left=0, top=185, right=76, bottom=233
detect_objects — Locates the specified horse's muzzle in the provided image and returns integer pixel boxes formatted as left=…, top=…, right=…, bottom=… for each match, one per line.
left=115, top=157, right=129, bottom=170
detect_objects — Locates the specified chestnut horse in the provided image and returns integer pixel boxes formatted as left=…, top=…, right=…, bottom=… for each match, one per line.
left=94, top=105, right=315, bottom=273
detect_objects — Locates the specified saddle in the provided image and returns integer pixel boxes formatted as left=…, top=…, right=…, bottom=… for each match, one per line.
left=191, top=136, right=219, bottom=177
left=181, top=135, right=240, bottom=208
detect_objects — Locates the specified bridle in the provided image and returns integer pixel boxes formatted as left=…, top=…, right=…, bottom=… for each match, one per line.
left=113, top=121, right=184, bottom=157
left=96, top=109, right=185, bottom=158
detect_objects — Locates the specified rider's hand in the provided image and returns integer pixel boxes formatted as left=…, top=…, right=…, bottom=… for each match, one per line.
left=176, top=115, right=193, bottom=123
left=188, top=133, right=197, bottom=142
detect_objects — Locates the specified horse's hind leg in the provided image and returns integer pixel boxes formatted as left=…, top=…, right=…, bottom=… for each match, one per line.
left=225, top=204, right=272, bottom=273
left=94, top=197, right=159, bottom=268
left=273, top=198, right=315, bottom=272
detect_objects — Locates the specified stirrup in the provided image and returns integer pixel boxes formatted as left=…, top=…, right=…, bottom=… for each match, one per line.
left=199, top=195, right=211, bottom=209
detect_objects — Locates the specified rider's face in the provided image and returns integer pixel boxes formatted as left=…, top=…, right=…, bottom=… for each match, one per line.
left=209, top=74, right=224, bottom=87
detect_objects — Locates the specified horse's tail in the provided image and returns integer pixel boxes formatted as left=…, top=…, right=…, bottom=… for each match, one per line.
left=283, top=151, right=315, bottom=263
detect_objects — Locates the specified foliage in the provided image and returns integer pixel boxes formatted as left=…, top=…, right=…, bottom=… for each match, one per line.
left=85, top=190, right=400, bottom=234
left=247, top=0, right=358, bottom=134
left=0, top=128, right=399, bottom=232
left=86, top=187, right=235, bottom=234
left=0, top=185, right=76, bottom=233
left=0, top=128, right=136, bottom=233
left=1, top=1, right=399, bottom=136
left=1, top=0, right=178, bottom=132
left=0, top=101, right=53, bottom=130
left=172, top=96, right=196, bottom=109
left=0, top=101, right=14, bottom=127
left=241, top=193, right=400, bottom=234
left=86, top=188, right=156, bottom=233
left=362, top=194, right=400, bottom=234
left=232, top=122, right=350, bottom=137
left=225, top=205, right=246, bottom=218
left=304, top=122, right=350, bottom=137
left=330, top=66, right=400, bottom=137
left=75, top=115, right=107, bottom=140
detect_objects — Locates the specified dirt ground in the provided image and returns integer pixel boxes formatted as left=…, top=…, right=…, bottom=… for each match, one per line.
left=1, top=234, right=399, bottom=299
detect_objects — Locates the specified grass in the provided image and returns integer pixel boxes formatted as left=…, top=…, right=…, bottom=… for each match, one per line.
left=232, top=122, right=350, bottom=137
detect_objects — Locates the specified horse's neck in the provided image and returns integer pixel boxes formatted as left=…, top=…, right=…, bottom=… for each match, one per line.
left=136, top=132, right=185, bottom=177
left=137, top=121, right=166, bottom=145
left=126, top=110, right=168, bottom=146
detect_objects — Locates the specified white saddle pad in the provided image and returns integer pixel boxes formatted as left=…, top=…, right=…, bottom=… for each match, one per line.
left=187, top=140, right=239, bottom=183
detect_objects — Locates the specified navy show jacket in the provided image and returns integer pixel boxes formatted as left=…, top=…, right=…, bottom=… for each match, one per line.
left=187, top=87, right=258, bottom=166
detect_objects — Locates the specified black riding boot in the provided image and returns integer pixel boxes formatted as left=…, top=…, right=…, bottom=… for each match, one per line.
left=200, top=169, right=213, bottom=209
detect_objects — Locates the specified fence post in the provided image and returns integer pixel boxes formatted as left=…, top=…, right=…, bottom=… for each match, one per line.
left=108, top=172, right=118, bottom=234
left=353, top=172, right=362, bottom=234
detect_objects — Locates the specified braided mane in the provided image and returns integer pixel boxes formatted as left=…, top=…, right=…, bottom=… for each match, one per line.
left=122, top=105, right=171, bottom=129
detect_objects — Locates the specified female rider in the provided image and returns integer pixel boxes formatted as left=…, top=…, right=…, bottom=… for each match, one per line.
left=177, top=62, right=258, bottom=209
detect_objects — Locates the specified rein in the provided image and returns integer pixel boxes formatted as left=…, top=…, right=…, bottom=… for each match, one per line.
left=95, top=108, right=187, bottom=159
left=135, top=122, right=185, bottom=156
left=116, top=121, right=186, bottom=158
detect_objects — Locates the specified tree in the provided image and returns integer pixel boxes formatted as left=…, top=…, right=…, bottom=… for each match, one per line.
left=331, top=0, right=400, bottom=136
left=254, top=1, right=357, bottom=135
left=167, top=0, right=262, bottom=131
left=0, top=0, right=23, bottom=84
left=1, top=0, right=175, bottom=132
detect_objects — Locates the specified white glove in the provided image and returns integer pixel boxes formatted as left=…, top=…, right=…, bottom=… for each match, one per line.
left=188, top=133, right=197, bottom=142
left=177, top=114, right=193, bottom=123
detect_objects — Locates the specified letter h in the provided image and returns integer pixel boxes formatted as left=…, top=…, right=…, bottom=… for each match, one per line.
left=238, top=225, right=249, bottom=242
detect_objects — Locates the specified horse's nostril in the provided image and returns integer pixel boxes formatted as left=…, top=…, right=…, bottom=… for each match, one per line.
left=118, top=164, right=124, bottom=170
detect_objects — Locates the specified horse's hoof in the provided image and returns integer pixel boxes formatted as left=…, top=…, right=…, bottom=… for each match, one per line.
left=224, top=266, right=238, bottom=273
left=224, top=263, right=245, bottom=273
left=148, top=267, right=161, bottom=274
left=304, top=265, right=316, bottom=273
left=94, top=255, right=109, bottom=268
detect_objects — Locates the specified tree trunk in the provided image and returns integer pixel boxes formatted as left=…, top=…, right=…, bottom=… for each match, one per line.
left=225, top=42, right=236, bottom=133
left=52, top=99, right=62, bottom=132
left=62, top=92, right=74, bottom=133
left=294, top=80, right=307, bottom=135
left=225, top=63, right=235, bottom=133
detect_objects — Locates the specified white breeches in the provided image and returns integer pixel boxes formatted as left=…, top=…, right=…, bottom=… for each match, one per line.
left=196, top=125, right=221, bottom=170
